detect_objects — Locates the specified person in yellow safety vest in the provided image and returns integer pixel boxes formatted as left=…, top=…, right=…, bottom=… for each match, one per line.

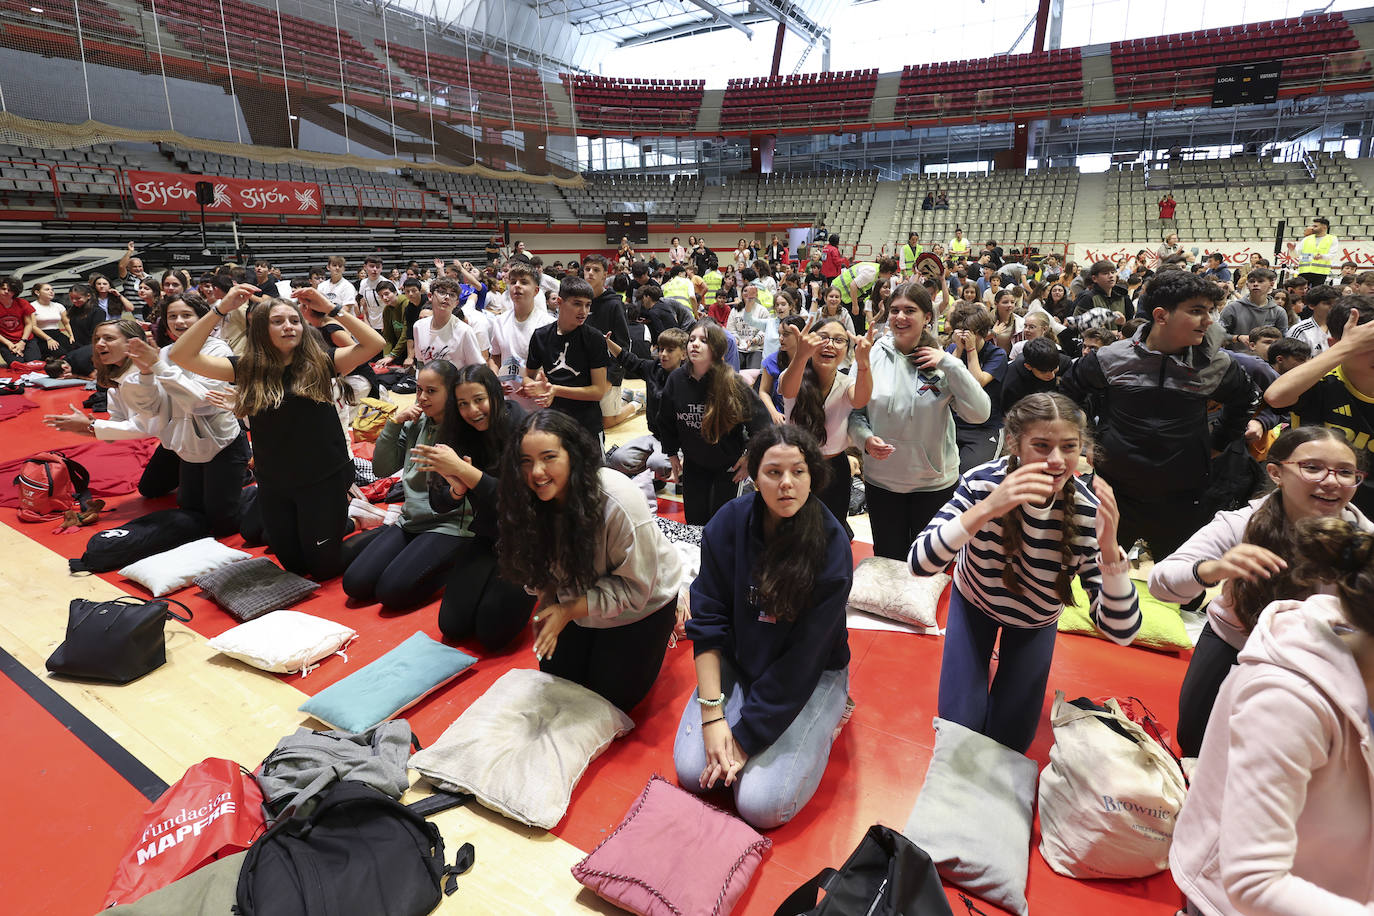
left=833, top=256, right=898, bottom=335
left=1296, top=217, right=1338, bottom=287
left=948, top=228, right=970, bottom=261
left=662, top=265, right=696, bottom=308
left=900, top=232, right=924, bottom=276
left=702, top=259, right=724, bottom=310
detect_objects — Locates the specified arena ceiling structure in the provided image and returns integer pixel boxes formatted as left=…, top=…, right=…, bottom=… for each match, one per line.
left=385, top=0, right=846, bottom=72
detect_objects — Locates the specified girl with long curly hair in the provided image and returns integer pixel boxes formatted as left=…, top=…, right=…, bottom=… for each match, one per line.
left=655, top=319, right=771, bottom=525
left=169, top=283, right=383, bottom=580
left=1149, top=425, right=1370, bottom=756
left=497, top=409, right=682, bottom=712
left=674, top=424, right=852, bottom=830
left=910, top=392, right=1141, bottom=752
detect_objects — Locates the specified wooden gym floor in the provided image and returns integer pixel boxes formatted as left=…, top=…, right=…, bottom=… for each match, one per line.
left=0, top=376, right=1189, bottom=915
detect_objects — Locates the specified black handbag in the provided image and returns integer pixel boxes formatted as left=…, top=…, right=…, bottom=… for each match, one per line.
left=46, top=595, right=193, bottom=683
left=775, top=825, right=954, bottom=916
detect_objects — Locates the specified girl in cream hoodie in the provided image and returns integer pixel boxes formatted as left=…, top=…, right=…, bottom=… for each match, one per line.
left=1171, top=515, right=1374, bottom=916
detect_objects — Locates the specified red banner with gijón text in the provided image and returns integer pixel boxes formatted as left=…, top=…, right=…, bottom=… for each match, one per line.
left=127, top=170, right=321, bottom=215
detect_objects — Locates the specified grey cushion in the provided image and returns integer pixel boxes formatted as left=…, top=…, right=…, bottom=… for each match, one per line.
left=903, top=717, right=1038, bottom=916
left=194, top=557, right=318, bottom=622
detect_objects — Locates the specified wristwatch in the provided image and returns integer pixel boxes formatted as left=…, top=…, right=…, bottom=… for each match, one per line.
left=328, top=303, right=343, bottom=318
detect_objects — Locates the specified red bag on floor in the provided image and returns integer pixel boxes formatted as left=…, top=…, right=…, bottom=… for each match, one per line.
left=103, top=757, right=266, bottom=908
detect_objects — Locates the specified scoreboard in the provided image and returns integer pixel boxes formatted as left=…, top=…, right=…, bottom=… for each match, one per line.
left=1212, top=62, right=1282, bottom=107
left=604, top=212, right=648, bottom=245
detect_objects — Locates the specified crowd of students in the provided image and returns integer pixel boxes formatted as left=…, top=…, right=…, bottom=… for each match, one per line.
left=11, top=223, right=1374, bottom=908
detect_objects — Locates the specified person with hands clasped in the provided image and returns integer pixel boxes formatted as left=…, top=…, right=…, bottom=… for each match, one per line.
left=779, top=315, right=874, bottom=537
left=496, top=409, right=682, bottom=713
left=1150, top=426, right=1372, bottom=757
left=168, top=284, right=383, bottom=580
left=674, top=425, right=852, bottom=829
left=910, top=393, right=1141, bottom=751
left=656, top=320, right=772, bottom=525
left=946, top=303, right=1009, bottom=472
left=342, top=360, right=475, bottom=610
left=849, top=282, right=991, bottom=560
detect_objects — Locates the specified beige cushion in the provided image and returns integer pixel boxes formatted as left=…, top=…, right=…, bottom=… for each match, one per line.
left=408, top=669, right=633, bottom=829
left=848, top=557, right=948, bottom=629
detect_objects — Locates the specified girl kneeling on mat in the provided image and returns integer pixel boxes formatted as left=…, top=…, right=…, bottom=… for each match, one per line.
left=1150, top=425, right=1370, bottom=758
left=497, top=409, right=682, bottom=713
left=910, top=392, right=1141, bottom=752
left=418, top=365, right=537, bottom=651
left=674, top=424, right=852, bottom=829
left=341, top=360, right=473, bottom=610
left=1172, top=517, right=1374, bottom=916
left=169, top=284, right=383, bottom=580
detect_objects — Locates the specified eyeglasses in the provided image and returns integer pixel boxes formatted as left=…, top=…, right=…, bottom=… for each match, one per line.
left=1278, top=461, right=1366, bottom=487
left=815, top=334, right=850, bottom=347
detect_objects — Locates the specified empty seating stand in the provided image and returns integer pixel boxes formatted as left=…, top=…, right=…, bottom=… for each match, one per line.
left=384, top=44, right=552, bottom=123
left=138, top=0, right=401, bottom=96
left=558, top=174, right=702, bottom=222
left=1110, top=13, right=1365, bottom=100
left=896, top=48, right=1083, bottom=119
left=560, top=76, right=704, bottom=132
left=0, top=0, right=138, bottom=41
left=719, top=70, right=878, bottom=129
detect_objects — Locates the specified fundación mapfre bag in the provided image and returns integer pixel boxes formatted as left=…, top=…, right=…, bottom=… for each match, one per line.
left=1037, top=691, right=1188, bottom=880
left=103, top=757, right=266, bottom=908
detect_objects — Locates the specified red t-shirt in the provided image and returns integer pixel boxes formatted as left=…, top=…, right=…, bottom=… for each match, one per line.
left=1159, top=198, right=1177, bottom=219
left=821, top=244, right=844, bottom=280
left=0, top=298, right=34, bottom=343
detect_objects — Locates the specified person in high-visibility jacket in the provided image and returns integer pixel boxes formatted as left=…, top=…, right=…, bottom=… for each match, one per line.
left=702, top=259, right=724, bottom=311
left=1297, top=217, right=1338, bottom=287
left=833, top=257, right=898, bottom=335
left=900, top=232, right=924, bottom=276
left=662, top=265, right=696, bottom=309
left=948, top=228, right=971, bottom=261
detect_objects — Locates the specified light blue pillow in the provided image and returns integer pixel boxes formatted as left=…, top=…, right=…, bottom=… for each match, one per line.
left=299, top=632, right=477, bottom=733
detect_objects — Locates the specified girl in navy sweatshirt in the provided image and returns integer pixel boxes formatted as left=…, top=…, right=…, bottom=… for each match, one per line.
left=910, top=392, right=1141, bottom=752
left=655, top=319, right=771, bottom=525
left=675, top=424, right=852, bottom=829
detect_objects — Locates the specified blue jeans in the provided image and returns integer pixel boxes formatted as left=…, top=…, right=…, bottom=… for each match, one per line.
left=673, top=656, right=849, bottom=830
left=937, top=583, right=1058, bottom=753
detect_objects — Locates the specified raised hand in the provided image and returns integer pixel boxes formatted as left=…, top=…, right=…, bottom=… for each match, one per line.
left=220, top=283, right=260, bottom=313
left=290, top=286, right=333, bottom=315
left=393, top=403, right=423, bottom=425
left=126, top=337, right=159, bottom=373
left=854, top=325, right=877, bottom=366
left=984, top=461, right=1057, bottom=516
left=604, top=330, right=622, bottom=357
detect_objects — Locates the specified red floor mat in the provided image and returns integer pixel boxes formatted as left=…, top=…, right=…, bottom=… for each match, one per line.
left=1, top=380, right=1189, bottom=915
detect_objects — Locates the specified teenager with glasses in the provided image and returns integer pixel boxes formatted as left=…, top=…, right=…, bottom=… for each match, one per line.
left=1150, top=426, right=1372, bottom=757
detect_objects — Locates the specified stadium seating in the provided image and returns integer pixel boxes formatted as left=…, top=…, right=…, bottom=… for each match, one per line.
left=888, top=169, right=1079, bottom=248
left=896, top=49, right=1083, bottom=119
left=719, top=70, right=878, bottom=128
left=558, top=174, right=703, bottom=222
left=0, top=0, right=139, bottom=41
left=138, top=0, right=401, bottom=95
left=406, top=170, right=558, bottom=221
left=560, top=76, right=705, bottom=132
left=1104, top=153, right=1371, bottom=243
left=714, top=171, right=878, bottom=244
left=1110, top=14, right=1365, bottom=100
left=385, top=44, right=553, bottom=123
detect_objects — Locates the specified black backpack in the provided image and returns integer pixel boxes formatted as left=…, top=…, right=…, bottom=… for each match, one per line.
left=774, top=825, right=953, bottom=916
left=69, top=508, right=209, bottom=573
left=236, top=781, right=472, bottom=916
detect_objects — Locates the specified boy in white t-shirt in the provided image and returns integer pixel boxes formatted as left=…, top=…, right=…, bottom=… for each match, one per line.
left=317, top=255, right=358, bottom=313
left=355, top=255, right=385, bottom=331
left=488, top=261, right=554, bottom=407
left=410, top=278, right=484, bottom=370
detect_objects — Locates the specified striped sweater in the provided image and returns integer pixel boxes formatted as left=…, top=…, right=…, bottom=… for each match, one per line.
left=909, top=457, right=1141, bottom=642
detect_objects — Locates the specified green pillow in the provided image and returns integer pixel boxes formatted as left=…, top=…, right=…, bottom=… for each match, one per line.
left=1058, top=575, right=1192, bottom=652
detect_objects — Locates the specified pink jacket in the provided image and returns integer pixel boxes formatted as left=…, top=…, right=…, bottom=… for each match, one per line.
left=1169, top=594, right=1374, bottom=915
left=1148, top=495, right=1372, bottom=650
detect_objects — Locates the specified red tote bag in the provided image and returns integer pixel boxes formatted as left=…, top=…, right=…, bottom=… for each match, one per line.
left=103, top=757, right=265, bottom=908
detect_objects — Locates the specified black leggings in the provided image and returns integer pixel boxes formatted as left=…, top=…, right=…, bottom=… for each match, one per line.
left=23, top=331, right=71, bottom=361
left=256, top=466, right=352, bottom=580
left=437, top=538, right=536, bottom=651
left=539, top=597, right=676, bottom=714
left=681, top=458, right=739, bottom=526
left=1176, top=622, right=1241, bottom=758
left=818, top=452, right=853, bottom=539
left=178, top=432, right=250, bottom=538
left=342, top=523, right=466, bottom=610
left=864, top=479, right=957, bottom=561
left=138, top=445, right=182, bottom=500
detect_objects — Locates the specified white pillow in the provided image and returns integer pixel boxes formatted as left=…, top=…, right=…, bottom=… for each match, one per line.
left=206, top=610, right=357, bottom=676
left=848, top=557, right=949, bottom=629
left=119, top=537, right=251, bottom=597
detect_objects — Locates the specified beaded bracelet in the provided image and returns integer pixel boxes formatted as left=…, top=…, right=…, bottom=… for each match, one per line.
left=696, top=693, right=726, bottom=708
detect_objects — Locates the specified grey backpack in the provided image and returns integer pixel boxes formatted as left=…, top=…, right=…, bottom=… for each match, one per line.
left=256, top=720, right=415, bottom=819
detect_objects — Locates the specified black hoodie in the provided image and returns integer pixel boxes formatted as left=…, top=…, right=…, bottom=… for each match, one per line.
left=656, top=366, right=771, bottom=471
left=586, top=288, right=631, bottom=386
